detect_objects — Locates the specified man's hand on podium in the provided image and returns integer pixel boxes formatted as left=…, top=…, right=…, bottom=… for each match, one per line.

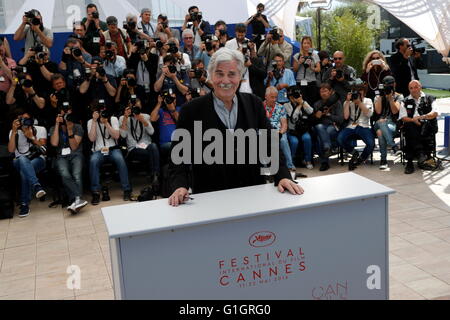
left=169, top=180, right=304, bottom=207
left=278, top=179, right=304, bottom=195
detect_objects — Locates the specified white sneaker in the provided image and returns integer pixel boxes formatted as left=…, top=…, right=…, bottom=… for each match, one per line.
left=306, top=163, right=314, bottom=170
left=67, top=201, right=77, bottom=214
left=75, top=199, right=88, bottom=211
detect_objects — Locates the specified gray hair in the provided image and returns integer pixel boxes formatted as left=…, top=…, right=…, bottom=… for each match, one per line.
left=126, top=13, right=137, bottom=22
left=182, top=29, right=194, bottom=39
left=207, top=47, right=245, bottom=80
left=265, top=86, right=278, bottom=96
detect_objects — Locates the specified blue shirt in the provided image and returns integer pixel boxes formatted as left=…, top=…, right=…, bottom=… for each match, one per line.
left=265, top=68, right=296, bottom=103
left=159, top=106, right=182, bottom=144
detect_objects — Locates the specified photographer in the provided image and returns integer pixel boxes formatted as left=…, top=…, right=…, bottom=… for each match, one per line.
left=124, top=13, right=153, bottom=44
left=374, top=76, right=402, bottom=170
left=337, top=83, right=375, bottom=171
left=154, top=54, right=189, bottom=105
left=49, top=103, right=88, bottom=214
left=313, top=83, right=343, bottom=172
left=115, top=69, right=140, bottom=108
left=138, top=8, right=156, bottom=38
left=195, top=34, right=220, bottom=68
left=317, top=51, right=333, bottom=85
left=88, top=102, right=132, bottom=204
left=258, top=27, right=292, bottom=70
left=324, top=51, right=357, bottom=103
left=189, top=59, right=212, bottom=95
left=285, top=85, right=314, bottom=170
left=100, top=16, right=132, bottom=60
left=399, top=80, right=438, bottom=174
left=265, top=53, right=296, bottom=105
left=81, top=4, right=108, bottom=57
left=18, top=46, right=58, bottom=92
left=59, top=38, right=92, bottom=88
left=48, top=74, right=72, bottom=124
left=7, top=71, right=48, bottom=128
left=390, top=38, right=426, bottom=99
left=264, top=86, right=296, bottom=173
left=0, top=38, right=17, bottom=94
left=182, top=6, right=212, bottom=47
left=14, top=9, right=53, bottom=53
left=127, top=42, right=159, bottom=111
left=239, top=40, right=266, bottom=99
left=150, top=90, right=181, bottom=164
left=101, top=41, right=127, bottom=79
left=361, top=50, right=391, bottom=101
left=8, top=111, right=47, bottom=217
left=181, top=29, right=200, bottom=62
left=79, top=57, right=117, bottom=110
left=120, top=97, right=160, bottom=189
left=155, top=14, right=181, bottom=43
left=225, top=23, right=250, bottom=51
left=214, top=20, right=230, bottom=48
left=245, top=3, right=270, bottom=50
left=293, top=36, right=321, bottom=106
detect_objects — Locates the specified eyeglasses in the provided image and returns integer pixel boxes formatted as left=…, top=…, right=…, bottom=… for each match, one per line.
left=334, top=57, right=343, bottom=60
left=184, top=37, right=193, bottom=39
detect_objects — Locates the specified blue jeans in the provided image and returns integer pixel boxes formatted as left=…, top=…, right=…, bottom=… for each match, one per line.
left=89, top=149, right=131, bottom=193
left=287, top=132, right=313, bottom=163
left=55, top=153, right=84, bottom=201
left=337, top=126, right=375, bottom=161
left=314, top=123, right=338, bottom=164
left=13, top=156, right=46, bottom=205
left=374, top=120, right=397, bottom=161
left=280, top=133, right=295, bottom=170
left=127, top=144, right=160, bottom=174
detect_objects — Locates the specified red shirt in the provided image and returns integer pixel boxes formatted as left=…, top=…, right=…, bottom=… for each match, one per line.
left=0, top=57, right=17, bottom=93
left=100, top=29, right=131, bottom=58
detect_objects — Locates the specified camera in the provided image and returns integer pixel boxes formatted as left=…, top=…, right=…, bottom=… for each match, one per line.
left=411, top=39, right=426, bottom=54
left=97, top=66, right=106, bottom=77
left=161, top=89, right=175, bottom=105
left=135, top=40, right=148, bottom=55
left=127, top=77, right=137, bottom=87
left=269, top=27, right=280, bottom=41
left=19, top=78, right=33, bottom=88
left=167, top=42, right=178, bottom=54
left=105, top=50, right=114, bottom=59
left=100, top=109, right=110, bottom=119
left=218, top=29, right=227, bottom=37
left=189, top=11, right=203, bottom=22
left=155, top=40, right=164, bottom=50
left=13, top=66, right=27, bottom=74
left=27, top=145, right=47, bottom=161
left=91, top=11, right=99, bottom=19
left=60, top=101, right=71, bottom=113
left=125, top=20, right=136, bottom=30
left=348, top=79, right=365, bottom=101
left=55, top=88, right=69, bottom=103
left=24, top=11, right=41, bottom=26
left=71, top=47, right=82, bottom=57
left=335, top=69, right=344, bottom=79
left=64, top=112, right=77, bottom=124
left=36, top=51, right=47, bottom=60
left=31, top=45, right=44, bottom=53
left=20, top=117, right=35, bottom=128
left=189, top=87, right=201, bottom=99
left=287, top=85, right=302, bottom=99
left=377, top=84, right=394, bottom=97
left=97, top=99, right=106, bottom=110
left=192, top=68, right=204, bottom=79
left=241, top=39, right=249, bottom=55
left=302, top=48, right=314, bottom=67
left=168, top=64, right=177, bottom=74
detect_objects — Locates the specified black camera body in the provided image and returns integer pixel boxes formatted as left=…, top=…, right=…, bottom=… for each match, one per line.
left=168, top=64, right=177, bottom=74
left=287, top=86, right=302, bottom=100
left=377, top=84, right=394, bottom=97
left=161, top=89, right=175, bottom=105
left=127, top=77, right=137, bottom=87
left=19, top=78, right=33, bottom=88
left=27, top=145, right=47, bottom=161
left=97, top=66, right=106, bottom=77
left=269, top=28, right=280, bottom=41
left=190, top=87, right=201, bottom=99
left=71, top=47, right=82, bottom=57
left=189, top=11, right=203, bottom=22
left=167, top=42, right=178, bottom=54
left=135, top=40, right=148, bottom=55
left=25, top=11, right=41, bottom=26
left=91, top=11, right=99, bottom=19
left=31, top=45, right=44, bottom=53
left=192, top=68, right=204, bottom=79
left=20, top=117, right=35, bottom=128
left=351, top=90, right=360, bottom=101
left=155, top=40, right=164, bottom=50
left=335, top=69, right=344, bottom=79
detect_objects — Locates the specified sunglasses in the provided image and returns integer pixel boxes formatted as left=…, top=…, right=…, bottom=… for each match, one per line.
left=184, top=37, right=193, bottom=39
left=334, top=57, right=343, bottom=60
left=372, top=56, right=381, bottom=60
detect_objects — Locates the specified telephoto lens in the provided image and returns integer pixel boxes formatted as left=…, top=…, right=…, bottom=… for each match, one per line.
left=132, top=106, right=141, bottom=116
left=127, top=77, right=137, bottom=87
left=72, top=48, right=82, bottom=57
left=97, top=67, right=106, bottom=77
left=168, top=65, right=177, bottom=74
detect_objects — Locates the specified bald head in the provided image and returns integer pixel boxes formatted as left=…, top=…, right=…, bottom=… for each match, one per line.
left=333, top=51, right=345, bottom=67
left=409, top=80, right=422, bottom=98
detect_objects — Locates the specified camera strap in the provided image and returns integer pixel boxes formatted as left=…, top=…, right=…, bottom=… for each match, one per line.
left=15, top=131, right=32, bottom=155
left=350, top=104, right=362, bottom=123
left=130, top=118, right=144, bottom=143
left=98, top=121, right=112, bottom=148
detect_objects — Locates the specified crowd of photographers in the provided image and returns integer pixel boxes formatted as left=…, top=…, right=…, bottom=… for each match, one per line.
left=0, top=3, right=439, bottom=217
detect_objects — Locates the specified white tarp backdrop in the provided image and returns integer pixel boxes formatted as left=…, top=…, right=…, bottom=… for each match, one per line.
left=367, top=0, right=450, bottom=57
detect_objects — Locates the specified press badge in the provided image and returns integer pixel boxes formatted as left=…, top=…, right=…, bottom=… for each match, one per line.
left=93, top=37, right=100, bottom=44
left=101, top=147, right=109, bottom=156
left=300, top=80, right=308, bottom=86
left=144, top=83, right=150, bottom=93
left=61, top=148, right=71, bottom=156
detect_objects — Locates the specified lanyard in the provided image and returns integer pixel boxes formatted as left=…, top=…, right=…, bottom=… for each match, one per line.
left=61, top=129, right=69, bottom=148
left=98, top=121, right=111, bottom=147
left=130, top=118, right=144, bottom=142
left=350, top=104, right=362, bottom=123
left=265, top=103, right=276, bottom=120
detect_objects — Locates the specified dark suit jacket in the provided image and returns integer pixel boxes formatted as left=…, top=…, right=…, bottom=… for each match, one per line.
left=248, top=57, right=267, bottom=101
left=390, top=52, right=425, bottom=97
left=169, top=92, right=292, bottom=194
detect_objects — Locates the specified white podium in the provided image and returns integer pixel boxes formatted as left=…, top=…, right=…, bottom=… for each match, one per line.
left=102, top=172, right=395, bottom=300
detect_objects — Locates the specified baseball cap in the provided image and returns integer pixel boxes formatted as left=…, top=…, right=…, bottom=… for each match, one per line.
left=106, top=16, right=118, bottom=25
left=382, top=75, right=396, bottom=85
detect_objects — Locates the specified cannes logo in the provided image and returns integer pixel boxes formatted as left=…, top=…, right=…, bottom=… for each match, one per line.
left=249, top=231, right=277, bottom=248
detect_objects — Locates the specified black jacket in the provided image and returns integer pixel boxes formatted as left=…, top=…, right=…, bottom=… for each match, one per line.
left=169, top=92, right=291, bottom=194
left=390, top=52, right=425, bottom=98
left=248, top=57, right=267, bottom=101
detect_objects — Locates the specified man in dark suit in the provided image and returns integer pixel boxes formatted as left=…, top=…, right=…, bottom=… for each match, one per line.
left=168, top=48, right=303, bottom=206
left=390, top=38, right=425, bottom=98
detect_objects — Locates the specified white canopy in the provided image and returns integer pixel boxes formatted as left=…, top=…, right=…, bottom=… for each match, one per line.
left=367, top=0, right=450, bottom=57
